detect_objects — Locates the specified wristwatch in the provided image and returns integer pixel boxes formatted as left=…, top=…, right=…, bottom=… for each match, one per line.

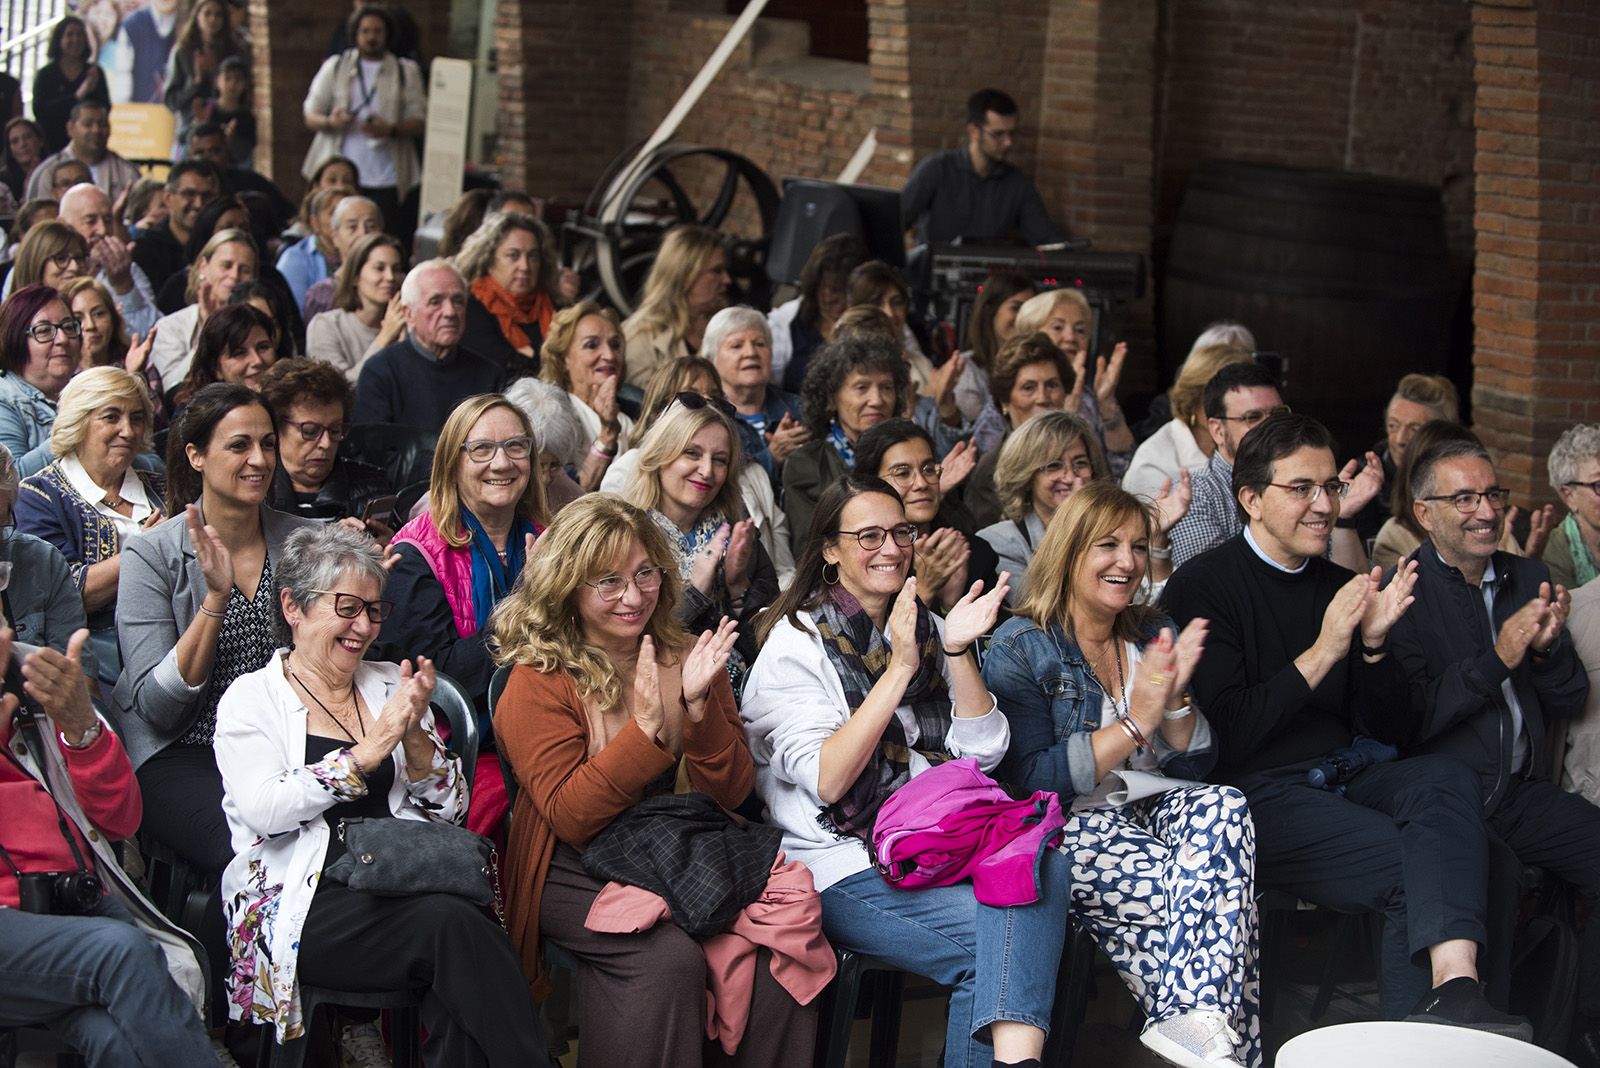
left=60, top=721, right=102, bottom=750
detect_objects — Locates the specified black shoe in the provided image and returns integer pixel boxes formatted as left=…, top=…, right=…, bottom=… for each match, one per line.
left=1405, top=976, right=1535, bottom=1041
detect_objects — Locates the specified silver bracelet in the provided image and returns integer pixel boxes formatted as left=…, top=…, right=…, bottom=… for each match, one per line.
left=1150, top=544, right=1172, bottom=561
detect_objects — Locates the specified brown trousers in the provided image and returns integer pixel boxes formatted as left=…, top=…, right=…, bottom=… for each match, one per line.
left=539, top=844, right=818, bottom=1068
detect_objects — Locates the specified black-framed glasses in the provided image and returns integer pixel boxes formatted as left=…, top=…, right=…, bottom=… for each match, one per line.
left=1038, top=457, right=1095, bottom=477
left=1215, top=404, right=1292, bottom=426
left=26, top=317, right=82, bottom=343
left=310, top=590, right=394, bottom=623
left=836, top=524, right=918, bottom=551
left=284, top=419, right=349, bottom=444
left=673, top=391, right=736, bottom=419
left=47, top=252, right=86, bottom=271
left=883, top=462, right=942, bottom=486
left=1422, top=488, right=1508, bottom=513
left=1265, top=480, right=1348, bottom=503
left=461, top=436, right=533, bottom=463
left=1563, top=480, right=1600, bottom=498
left=585, top=565, right=664, bottom=602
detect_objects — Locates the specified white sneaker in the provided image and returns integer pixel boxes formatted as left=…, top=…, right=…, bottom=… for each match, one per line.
left=1139, top=1009, right=1245, bottom=1068
left=210, top=1036, right=242, bottom=1067
left=338, top=1021, right=393, bottom=1068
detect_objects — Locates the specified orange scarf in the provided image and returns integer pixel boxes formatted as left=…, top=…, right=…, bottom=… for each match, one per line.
left=471, top=275, right=554, bottom=353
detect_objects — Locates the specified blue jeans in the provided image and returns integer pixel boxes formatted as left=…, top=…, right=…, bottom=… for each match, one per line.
left=820, top=847, right=1073, bottom=1068
left=0, top=895, right=213, bottom=1067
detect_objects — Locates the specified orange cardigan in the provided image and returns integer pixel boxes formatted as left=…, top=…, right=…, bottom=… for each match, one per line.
left=494, top=663, right=754, bottom=998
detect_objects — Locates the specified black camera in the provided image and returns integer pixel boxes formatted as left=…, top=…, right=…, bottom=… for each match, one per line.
left=16, top=870, right=102, bottom=915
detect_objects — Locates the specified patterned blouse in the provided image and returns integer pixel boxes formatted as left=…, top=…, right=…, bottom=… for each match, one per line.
left=181, top=553, right=276, bottom=746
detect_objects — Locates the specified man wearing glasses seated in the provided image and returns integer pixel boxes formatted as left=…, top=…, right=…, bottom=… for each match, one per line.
left=1167, top=361, right=1384, bottom=571
left=1163, top=413, right=1534, bottom=1039
left=1385, top=431, right=1600, bottom=1048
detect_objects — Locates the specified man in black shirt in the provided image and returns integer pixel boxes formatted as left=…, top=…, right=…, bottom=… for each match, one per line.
left=901, top=88, right=1066, bottom=249
left=131, top=159, right=219, bottom=293
left=187, top=123, right=296, bottom=236
left=1163, top=414, right=1530, bottom=1037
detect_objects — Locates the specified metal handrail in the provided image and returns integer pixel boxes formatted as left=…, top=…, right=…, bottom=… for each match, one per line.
left=0, top=21, right=54, bottom=55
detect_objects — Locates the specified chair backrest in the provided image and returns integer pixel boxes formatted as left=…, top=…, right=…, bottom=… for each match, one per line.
left=429, top=671, right=478, bottom=789
left=341, top=424, right=439, bottom=491
left=487, top=664, right=517, bottom=808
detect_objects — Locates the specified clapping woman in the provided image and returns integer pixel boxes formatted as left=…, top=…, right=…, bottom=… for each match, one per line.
left=741, top=476, right=1074, bottom=1068
left=982, top=480, right=1261, bottom=1068
left=493, top=494, right=815, bottom=1067
left=215, top=523, right=545, bottom=1065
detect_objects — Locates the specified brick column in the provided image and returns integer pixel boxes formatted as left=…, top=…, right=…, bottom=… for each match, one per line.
left=1471, top=0, right=1600, bottom=505
left=248, top=0, right=347, bottom=202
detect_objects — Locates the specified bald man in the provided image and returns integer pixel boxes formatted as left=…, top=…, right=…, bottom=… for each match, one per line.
left=55, top=184, right=160, bottom=336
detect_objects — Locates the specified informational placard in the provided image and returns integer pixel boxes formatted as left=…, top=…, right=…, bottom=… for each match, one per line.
left=419, top=57, right=473, bottom=224
left=107, top=102, right=175, bottom=176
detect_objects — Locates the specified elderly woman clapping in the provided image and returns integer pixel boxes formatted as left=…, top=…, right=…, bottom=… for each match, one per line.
left=215, top=523, right=545, bottom=1063
left=705, top=306, right=808, bottom=470
left=16, top=366, right=164, bottom=681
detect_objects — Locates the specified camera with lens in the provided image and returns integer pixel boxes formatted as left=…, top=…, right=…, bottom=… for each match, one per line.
left=16, top=869, right=102, bottom=915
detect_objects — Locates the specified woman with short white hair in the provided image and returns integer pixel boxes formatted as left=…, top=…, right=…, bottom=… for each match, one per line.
left=1547, top=422, right=1600, bottom=591
left=502, top=375, right=588, bottom=514
left=704, top=305, right=809, bottom=471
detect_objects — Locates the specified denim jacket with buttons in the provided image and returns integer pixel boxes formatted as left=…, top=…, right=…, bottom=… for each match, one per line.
left=0, top=371, right=57, bottom=477
left=982, top=611, right=1216, bottom=808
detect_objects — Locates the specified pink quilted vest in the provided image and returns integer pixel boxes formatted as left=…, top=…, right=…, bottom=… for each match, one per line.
left=390, top=513, right=477, bottom=638
left=870, top=758, right=1067, bottom=907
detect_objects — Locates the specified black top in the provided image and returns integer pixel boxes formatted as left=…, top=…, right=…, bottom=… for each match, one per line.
left=352, top=336, right=506, bottom=432
left=268, top=457, right=392, bottom=524
left=31, top=62, right=110, bottom=155
left=462, top=294, right=541, bottom=383
left=378, top=544, right=493, bottom=713
left=900, top=147, right=1066, bottom=248
left=221, top=167, right=296, bottom=235
left=309, top=733, right=395, bottom=867
left=132, top=223, right=189, bottom=298
left=779, top=317, right=825, bottom=394
left=1160, top=534, right=1415, bottom=779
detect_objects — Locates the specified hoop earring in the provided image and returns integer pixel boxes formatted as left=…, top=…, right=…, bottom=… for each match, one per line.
left=821, top=562, right=840, bottom=585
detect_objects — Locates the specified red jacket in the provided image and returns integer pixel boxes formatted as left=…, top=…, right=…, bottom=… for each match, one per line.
left=0, top=715, right=141, bottom=908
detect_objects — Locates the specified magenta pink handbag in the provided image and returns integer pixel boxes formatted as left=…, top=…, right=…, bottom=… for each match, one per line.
left=870, top=758, right=1067, bottom=907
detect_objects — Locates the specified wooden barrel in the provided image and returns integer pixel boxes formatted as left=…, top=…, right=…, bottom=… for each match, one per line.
left=1161, top=159, right=1457, bottom=457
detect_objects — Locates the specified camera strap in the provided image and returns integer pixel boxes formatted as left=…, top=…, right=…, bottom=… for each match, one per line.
left=2, top=711, right=94, bottom=876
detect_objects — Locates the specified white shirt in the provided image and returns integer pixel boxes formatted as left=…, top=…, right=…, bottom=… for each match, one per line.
left=341, top=58, right=397, bottom=188
left=60, top=453, right=153, bottom=544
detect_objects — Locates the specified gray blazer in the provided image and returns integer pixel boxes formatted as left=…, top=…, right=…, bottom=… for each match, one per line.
left=976, top=511, right=1046, bottom=609
left=112, top=504, right=315, bottom=769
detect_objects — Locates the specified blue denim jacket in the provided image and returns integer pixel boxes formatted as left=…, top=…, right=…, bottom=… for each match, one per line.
left=982, top=612, right=1216, bottom=808
left=0, top=371, right=57, bottom=477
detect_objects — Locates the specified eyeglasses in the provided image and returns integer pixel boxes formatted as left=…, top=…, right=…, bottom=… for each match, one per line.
left=26, top=317, right=83, bottom=343
left=1265, top=480, right=1349, bottom=503
left=1215, top=404, right=1292, bottom=426
left=1422, top=488, right=1508, bottom=513
left=882, top=462, right=942, bottom=486
left=1563, top=480, right=1600, bottom=498
left=1038, top=457, right=1095, bottom=477
left=835, top=524, right=918, bottom=551
left=309, top=590, right=395, bottom=623
left=461, top=435, right=533, bottom=463
left=284, top=419, right=348, bottom=443
left=585, top=565, right=664, bottom=602
left=48, top=252, right=86, bottom=271
left=672, top=391, right=736, bottom=419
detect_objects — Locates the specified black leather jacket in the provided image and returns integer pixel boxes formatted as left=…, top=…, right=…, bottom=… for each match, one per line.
left=269, top=457, right=393, bottom=525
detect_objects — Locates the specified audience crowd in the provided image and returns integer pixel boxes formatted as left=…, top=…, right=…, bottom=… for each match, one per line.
left=2, top=44, right=1599, bottom=1068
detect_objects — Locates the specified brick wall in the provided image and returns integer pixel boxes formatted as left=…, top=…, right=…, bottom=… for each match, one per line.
left=1470, top=0, right=1600, bottom=506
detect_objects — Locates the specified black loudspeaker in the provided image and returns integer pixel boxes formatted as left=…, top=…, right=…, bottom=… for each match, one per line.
left=765, top=178, right=905, bottom=286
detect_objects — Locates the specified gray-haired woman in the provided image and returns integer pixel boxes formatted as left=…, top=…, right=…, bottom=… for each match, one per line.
left=704, top=305, right=809, bottom=469
left=214, top=522, right=547, bottom=1065
left=503, top=376, right=587, bottom=515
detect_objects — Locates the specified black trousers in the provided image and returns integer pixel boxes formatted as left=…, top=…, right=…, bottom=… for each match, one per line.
left=1235, top=754, right=1489, bottom=1018
left=136, top=743, right=234, bottom=1024
left=298, top=883, right=549, bottom=1068
left=1486, top=774, right=1600, bottom=1022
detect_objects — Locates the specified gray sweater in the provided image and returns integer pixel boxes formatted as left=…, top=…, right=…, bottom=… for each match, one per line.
left=111, top=504, right=314, bottom=769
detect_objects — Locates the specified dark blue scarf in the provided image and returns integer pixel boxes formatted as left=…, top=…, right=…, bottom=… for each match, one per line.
left=462, top=508, right=536, bottom=633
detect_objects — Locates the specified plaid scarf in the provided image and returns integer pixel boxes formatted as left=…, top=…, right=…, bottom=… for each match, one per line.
left=812, top=582, right=951, bottom=842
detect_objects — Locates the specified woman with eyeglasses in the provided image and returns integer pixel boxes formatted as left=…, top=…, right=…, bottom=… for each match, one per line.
left=493, top=494, right=816, bottom=1068
left=382, top=394, right=549, bottom=835
left=743, top=476, right=1076, bottom=1068
left=114, top=382, right=317, bottom=1031
left=214, top=523, right=547, bottom=1065
left=853, top=418, right=998, bottom=612
left=259, top=359, right=395, bottom=535
left=978, top=410, right=1187, bottom=608
left=16, top=366, right=165, bottom=683
left=623, top=398, right=777, bottom=695
left=603, top=357, right=795, bottom=588
left=0, top=283, right=88, bottom=477
left=10, top=220, right=89, bottom=293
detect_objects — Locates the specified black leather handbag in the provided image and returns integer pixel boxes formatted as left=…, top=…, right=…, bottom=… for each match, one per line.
left=323, top=817, right=500, bottom=918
